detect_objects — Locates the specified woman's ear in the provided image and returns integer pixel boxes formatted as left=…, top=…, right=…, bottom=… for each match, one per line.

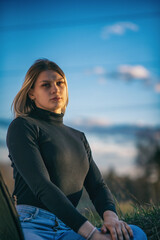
left=28, top=89, right=35, bottom=100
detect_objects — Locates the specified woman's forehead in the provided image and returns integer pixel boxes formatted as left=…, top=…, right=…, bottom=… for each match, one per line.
left=37, top=70, right=63, bottom=81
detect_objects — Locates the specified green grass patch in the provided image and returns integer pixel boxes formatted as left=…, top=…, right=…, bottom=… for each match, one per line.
left=83, top=203, right=160, bottom=239
left=120, top=204, right=160, bottom=240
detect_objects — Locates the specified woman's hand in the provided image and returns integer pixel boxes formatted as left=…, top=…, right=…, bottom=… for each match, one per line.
left=101, top=211, right=133, bottom=240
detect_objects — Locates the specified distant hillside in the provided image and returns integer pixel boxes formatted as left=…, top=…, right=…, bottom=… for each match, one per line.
left=0, top=118, right=11, bottom=128
left=0, top=117, right=160, bottom=136
left=69, top=122, right=160, bottom=138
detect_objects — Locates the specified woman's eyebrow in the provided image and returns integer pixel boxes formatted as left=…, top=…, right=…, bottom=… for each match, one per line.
left=40, top=78, right=64, bottom=83
left=56, top=77, right=64, bottom=81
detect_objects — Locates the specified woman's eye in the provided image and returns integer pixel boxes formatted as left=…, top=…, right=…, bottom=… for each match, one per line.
left=57, top=81, right=64, bottom=86
left=42, top=83, right=50, bottom=88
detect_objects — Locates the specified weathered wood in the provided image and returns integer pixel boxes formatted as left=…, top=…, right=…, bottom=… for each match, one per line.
left=0, top=171, right=24, bottom=240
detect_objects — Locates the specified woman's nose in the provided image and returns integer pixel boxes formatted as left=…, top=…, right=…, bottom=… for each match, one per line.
left=51, top=83, right=58, bottom=93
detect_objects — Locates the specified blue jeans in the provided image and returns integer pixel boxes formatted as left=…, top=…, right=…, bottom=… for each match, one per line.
left=16, top=205, right=147, bottom=240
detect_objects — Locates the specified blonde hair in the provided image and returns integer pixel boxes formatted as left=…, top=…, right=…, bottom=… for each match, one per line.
left=12, top=59, right=69, bottom=118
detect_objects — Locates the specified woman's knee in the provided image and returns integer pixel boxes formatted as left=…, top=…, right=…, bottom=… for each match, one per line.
left=129, top=225, right=147, bottom=239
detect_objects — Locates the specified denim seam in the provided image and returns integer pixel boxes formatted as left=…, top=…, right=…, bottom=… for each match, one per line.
left=32, top=208, right=39, bottom=219
left=17, top=211, right=55, bottom=220
left=17, top=205, right=56, bottom=220
left=22, top=214, right=34, bottom=222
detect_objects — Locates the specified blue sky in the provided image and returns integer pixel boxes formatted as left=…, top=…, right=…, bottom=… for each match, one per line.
left=0, top=0, right=160, bottom=126
left=0, top=0, right=160, bottom=176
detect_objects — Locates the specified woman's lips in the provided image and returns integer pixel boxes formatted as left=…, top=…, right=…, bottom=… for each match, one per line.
left=50, top=97, right=61, bottom=101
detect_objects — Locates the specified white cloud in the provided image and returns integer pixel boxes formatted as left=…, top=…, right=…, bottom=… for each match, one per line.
left=101, top=22, right=139, bottom=39
left=98, top=77, right=107, bottom=85
left=85, top=66, right=106, bottom=75
left=118, top=65, right=150, bottom=80
left=154, top=83, right=160, bottom=93
left=93, top=66, right=106, bottom=75
left=91, top=141, right=136, bottom=159
left=84, top=64, right=153, bottom=87
left=71, top=117, right=111, bottom=127
left=87, top=135, right=138, bottom=176
left=85, top=64, right=150, bottom=82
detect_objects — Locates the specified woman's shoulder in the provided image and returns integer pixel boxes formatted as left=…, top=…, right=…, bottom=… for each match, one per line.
left=7, top=115, right=39, bottom=134
left=64, top=124, right=87, bottom=140
left=9, top=115, right=33, bottom=126
left=64, top=124, right=83, bottom=134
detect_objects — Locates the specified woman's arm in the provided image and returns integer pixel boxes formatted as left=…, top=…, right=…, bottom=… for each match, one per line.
left=82, top=134, right=116, bottom=216
left=82, top=134, right=133, bottom=240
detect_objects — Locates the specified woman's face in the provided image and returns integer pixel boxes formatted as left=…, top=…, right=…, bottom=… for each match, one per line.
left=29, top=70, right=67, bottom=113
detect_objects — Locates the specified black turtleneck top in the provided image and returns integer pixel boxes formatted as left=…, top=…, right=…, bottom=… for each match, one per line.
left=6, top=106, right=116, bottom=232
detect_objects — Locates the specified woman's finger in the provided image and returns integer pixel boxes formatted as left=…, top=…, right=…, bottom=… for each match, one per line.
left=101, top=224, right=108, bottom=234
left=115, top=225, right=124, bottom=240
left=121, top=223, right=130, bottom=240
left=123, top=222, right=134, bottom=238
left=109, top=228, right=118, bottom=240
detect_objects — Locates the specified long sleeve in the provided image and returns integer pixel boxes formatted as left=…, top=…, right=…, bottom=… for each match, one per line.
left=6, top=117, right=87, bottom=232
left=83, top=133, right=117, bottom=218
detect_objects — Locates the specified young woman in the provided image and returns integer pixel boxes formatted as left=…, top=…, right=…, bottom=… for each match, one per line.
left=6, top=59, right=147, bottom=240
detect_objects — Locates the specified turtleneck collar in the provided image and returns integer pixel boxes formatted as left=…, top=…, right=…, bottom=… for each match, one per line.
left=30, top=105, right=64, bottom=123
